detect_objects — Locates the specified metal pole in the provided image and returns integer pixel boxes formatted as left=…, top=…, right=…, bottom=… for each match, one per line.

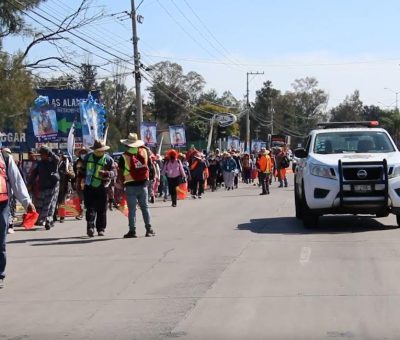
left=246, top=73, right=250, bottom=152
left=131, top=0, right=143, bottom=137
left=245, top=71, right=264, bottom=152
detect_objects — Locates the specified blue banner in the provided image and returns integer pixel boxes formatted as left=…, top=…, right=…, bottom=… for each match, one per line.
left=35, top=89, right=99, bottom=143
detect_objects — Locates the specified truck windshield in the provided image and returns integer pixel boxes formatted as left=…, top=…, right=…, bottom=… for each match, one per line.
left=314, top=131, right=395, bottom=154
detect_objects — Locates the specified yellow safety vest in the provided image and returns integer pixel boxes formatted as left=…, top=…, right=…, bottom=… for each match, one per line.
left=85, top=154, right=106, bottom=188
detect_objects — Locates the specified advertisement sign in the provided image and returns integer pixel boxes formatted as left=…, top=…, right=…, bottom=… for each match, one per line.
left=140, top=122, right=157, bottom=147
left=227, top=136, right=240, bottom=151
left=251, top=140, right=262, bottom=153
left=30, top=96, right=58, bottom=141
left=169, top=125, right=186, bottom=147
left=35, top=89, right=99, bottom=144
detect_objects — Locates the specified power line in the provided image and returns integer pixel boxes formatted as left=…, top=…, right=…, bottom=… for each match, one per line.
left=155, top=0, right=222, bottom=61
left=169, top=0, right=244, bottom=72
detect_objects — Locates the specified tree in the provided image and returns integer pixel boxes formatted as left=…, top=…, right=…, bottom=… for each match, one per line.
left=99, top=78, right=135, bottom=150
left=0, top=0, right=44, bottom=40
left=147, top=61, right=205, bottom=125
left=79, top=63, right=97, bottom=91
left=0, top=52, right=35, bottom=132
left=330, top=90, right=363, bottom=122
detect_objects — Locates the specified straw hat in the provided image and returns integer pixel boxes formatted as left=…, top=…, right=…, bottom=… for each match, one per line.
left=90, top=140, right=110, bottom=152
left=120, top=133, right=145, bottom=148
left=2, top=148, right=11, bottom=154
left=75, top=146, right=88, bottom=156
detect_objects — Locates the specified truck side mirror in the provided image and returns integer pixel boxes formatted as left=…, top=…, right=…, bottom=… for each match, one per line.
left=294, top=148, right=308, bottom=158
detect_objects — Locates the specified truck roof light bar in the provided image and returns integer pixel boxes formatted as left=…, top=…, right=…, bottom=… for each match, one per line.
left=316, top=121, right=380, bottom=129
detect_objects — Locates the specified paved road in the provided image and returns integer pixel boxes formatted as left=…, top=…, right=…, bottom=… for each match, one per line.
left=1, top=175, right=400, bottom=339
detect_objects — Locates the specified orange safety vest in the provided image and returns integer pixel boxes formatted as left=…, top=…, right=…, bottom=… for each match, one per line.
left=0, top=152, right=9, bottom=202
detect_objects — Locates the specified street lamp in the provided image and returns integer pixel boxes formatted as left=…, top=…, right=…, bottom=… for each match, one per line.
left=384, top=87, right=400, bottom=110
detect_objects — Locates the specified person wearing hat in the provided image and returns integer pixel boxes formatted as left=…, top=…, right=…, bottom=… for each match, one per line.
left=73, top=147, right=88, bottom=220
left=256, top=148, right=272, bottom=195
left=189, top=152, right=207, bottom=199
left=82, top=140, right=116, bottom=237
left=118, top=133, right=155, bottom=238
left=0, top=147, right=35, bottom=288
left=29, top=146, right=60, bottom=230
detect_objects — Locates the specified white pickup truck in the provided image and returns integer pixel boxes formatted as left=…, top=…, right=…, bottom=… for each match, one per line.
left=294, top=121, right=400, bottom=228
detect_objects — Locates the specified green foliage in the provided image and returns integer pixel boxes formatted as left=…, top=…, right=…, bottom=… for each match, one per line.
left=80, top=63, right=97, bottom=91
left=329, top=90, right=363, bottom=122
left=0, top=0, right=45, bottom=40
left=0, top=52, right=35, bottom=132
left=251, top=78, right=328, bottom=145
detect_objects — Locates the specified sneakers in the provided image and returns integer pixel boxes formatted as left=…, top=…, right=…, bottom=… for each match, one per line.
left=87, top=228, right=95, bottom=237
left=98, top=230, right=105, bottom=236
left=145, top=225, right=156, bottom=237
left=192, top=195, right=197, bottom=199
left=45, top=221, right=53, bottom=230
left=123, top=230, right=137, bottom=238
left=172, top=203, right=177, bottom=207
left=197, top=195, right=202, bottom=199
left=7, top=227, right=14, bottom=234
left=59, top=217, right=65, bottom=223
left=0, top=279, right=4, bottom=289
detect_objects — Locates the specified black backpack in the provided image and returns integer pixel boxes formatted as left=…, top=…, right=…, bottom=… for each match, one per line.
left=280, top=155, right=290, bottom=168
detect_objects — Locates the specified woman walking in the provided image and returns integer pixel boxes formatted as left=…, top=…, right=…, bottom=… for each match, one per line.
left=222, top=152, right=237, bottom=190
left=29, top=146, right=60, bottom=230
left=162, top=149, right=186, bottom=207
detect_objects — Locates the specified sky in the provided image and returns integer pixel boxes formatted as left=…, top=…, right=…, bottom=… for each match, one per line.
left=5, top=0, right=400, bottom=108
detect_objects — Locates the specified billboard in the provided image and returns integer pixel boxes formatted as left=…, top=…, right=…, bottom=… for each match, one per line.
left=140, top=122, right=157, bottom=147
left=169, top=125, right=186, bottom=148
left=35, top=89, right=99, bottom=144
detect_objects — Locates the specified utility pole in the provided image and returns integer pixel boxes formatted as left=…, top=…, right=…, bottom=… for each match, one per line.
left=270, top=98, right=274, bottom=135
left=246, top=71, right=264, bottom=152
left=131, top=0, right=143, bottom=137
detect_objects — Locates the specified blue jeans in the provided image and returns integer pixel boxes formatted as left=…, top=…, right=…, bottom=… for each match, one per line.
left=0, top=201, right=10, bottom=279
left=126, top=184, right=151, bottom=231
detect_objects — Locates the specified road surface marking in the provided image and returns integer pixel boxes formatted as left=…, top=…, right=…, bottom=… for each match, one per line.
left=299, top=247, right=311, bottom=265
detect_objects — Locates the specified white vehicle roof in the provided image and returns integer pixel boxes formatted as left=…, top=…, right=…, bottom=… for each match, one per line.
left=310, top=127, right=388, bottom=135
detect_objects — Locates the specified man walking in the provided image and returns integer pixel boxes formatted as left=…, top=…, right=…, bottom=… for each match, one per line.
left=118, top=133, right=155, bottom=238
left=256, top=148, right=272, bottom=195
left=0, top=148, right=35, bottom=288
left=82, top=140, right=116, bottom=237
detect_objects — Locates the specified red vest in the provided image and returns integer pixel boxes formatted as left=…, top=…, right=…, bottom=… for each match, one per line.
left=0, top=153, right=9, bottom=202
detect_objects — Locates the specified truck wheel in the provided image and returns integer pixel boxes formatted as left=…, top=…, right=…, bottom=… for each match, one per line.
left=302, top=184, right=319, bottom=228
left=294, top=184, right=302, bottom=219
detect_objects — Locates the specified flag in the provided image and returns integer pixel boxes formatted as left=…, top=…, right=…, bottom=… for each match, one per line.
left=67, top=121, right=75, bottom=160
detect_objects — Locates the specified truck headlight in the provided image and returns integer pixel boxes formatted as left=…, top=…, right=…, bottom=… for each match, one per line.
left=389, top=166, right=400, bottom=179
left=310, top=163, right=336, bottom=179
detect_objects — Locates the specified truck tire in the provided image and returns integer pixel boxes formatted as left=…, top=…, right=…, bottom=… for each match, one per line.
left=302, top=184, right=319, bottom=228
left=294, top=183, right=302, bottom=219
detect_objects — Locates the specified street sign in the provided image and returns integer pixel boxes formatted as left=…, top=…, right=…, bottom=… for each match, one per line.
left=215, top=113, right=237, bottom=127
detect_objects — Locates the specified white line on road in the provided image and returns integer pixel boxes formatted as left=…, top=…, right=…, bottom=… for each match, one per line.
left=299, top=247, right=312, bottom=265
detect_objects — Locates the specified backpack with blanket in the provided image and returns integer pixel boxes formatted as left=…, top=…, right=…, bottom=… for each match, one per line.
left=126, top=148, right=149, bottom=181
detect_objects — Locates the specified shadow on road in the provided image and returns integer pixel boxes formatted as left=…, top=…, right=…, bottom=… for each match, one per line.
left=8, top=236, right=120, bottom=246
left=237, top=216, right=398, bottom=234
